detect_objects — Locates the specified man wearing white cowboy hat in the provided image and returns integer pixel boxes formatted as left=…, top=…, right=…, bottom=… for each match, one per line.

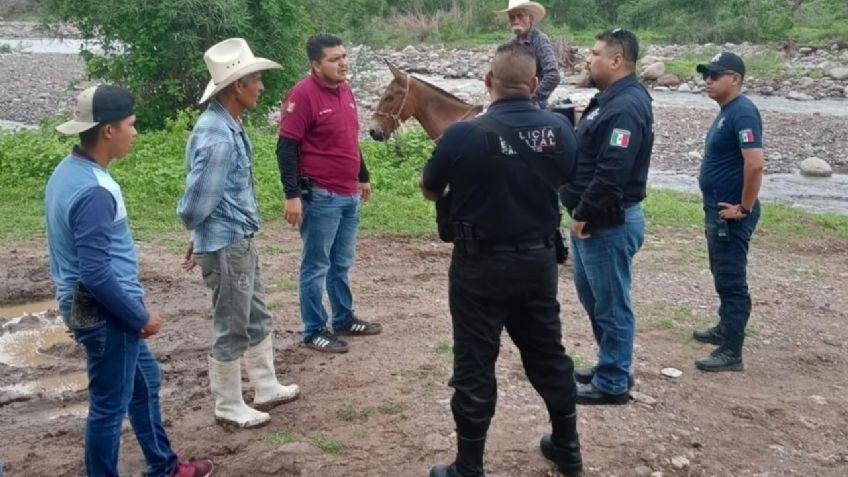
left=178, top=38, right=300, bottom=429
left=46, top=84, right=213, bottom=476
left=497, top=0, right=560, bottom=109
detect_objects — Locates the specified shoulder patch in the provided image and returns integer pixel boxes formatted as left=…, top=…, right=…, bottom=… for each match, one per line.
left=610, top=128, right=631, bottom=148
left=738, top=129, right=755, bottom=144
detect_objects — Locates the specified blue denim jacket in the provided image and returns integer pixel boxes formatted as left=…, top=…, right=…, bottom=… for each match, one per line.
left=177, top=101, right=261, bottom=253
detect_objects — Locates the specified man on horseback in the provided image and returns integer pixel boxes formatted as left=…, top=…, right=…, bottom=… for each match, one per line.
left=497, top=1, right=560, bottom=109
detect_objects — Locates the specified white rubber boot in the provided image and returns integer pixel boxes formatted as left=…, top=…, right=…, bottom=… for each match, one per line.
left=208, top=355, right=270, bottom=428
left=244, top=335, right=300, bottom=410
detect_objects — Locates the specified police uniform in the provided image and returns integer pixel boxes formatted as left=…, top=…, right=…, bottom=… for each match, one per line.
left=422, top=97, right=582, bottom=476
left=559, top=72, right=654, bottom=402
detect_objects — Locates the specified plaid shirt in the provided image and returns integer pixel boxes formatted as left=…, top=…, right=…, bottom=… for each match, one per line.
left=511, top=27, right=561, bottom=104
left=177, top=101, right=260, bottom=254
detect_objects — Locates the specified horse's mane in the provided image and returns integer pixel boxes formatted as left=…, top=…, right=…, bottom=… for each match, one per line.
left=408, top=74, right=480, bottom=108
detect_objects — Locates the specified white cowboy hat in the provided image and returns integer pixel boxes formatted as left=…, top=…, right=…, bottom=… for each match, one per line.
left=199, top=38, right=282, bottom=104
left=496, top=0, right=546, bottom=23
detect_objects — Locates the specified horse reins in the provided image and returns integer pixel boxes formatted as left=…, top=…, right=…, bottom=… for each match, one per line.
left=373, top=72, right=412, bottom=131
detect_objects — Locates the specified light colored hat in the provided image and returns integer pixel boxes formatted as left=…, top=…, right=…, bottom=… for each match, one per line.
left=496, top=0, right=546, bottom=23
left=56, top=84, right=135, bottom=135
left=199, top=38, right=282, bottom=104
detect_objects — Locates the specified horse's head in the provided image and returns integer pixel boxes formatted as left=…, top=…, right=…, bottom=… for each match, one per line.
left=369, top=61, right=414, bottom=141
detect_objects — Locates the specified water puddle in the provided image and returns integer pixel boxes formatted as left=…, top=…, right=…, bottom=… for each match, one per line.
left=0, top=299, right=57, bottom=320
left=0, top=37, right=102, bottom=54
left=0, top=317, right=69, bottom=367
left=0, top=371, right=87, bottom=397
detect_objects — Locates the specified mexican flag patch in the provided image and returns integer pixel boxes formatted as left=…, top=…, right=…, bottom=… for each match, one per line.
left=610, top=128, right=631, bottom=148
left=738, top=129, right=755, bottom=144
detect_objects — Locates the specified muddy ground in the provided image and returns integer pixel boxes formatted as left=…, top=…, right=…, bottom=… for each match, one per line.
left=1, top=222, right=847, bottom=477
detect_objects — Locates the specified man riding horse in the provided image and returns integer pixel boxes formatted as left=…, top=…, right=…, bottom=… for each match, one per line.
left=498, top=1, right=560, bottom=109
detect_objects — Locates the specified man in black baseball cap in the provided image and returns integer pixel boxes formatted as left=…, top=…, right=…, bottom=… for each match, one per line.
left=692, top=52, right=765, bottom=374
left=47, top=85, right=214, bottom=477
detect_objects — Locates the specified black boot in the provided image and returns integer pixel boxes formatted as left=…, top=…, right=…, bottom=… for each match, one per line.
left=693, top=322, right=725, bottom=345
left=540, top=413, right=582, bottom=476
left=430, top=436, right=486, bottom=477
left=695, top=332, right=743, bottom=372
left=573, top=366, right=635, bottom=389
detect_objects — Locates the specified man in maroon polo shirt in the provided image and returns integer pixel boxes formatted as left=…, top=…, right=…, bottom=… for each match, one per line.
left=277, top=33, right=381, bottom=353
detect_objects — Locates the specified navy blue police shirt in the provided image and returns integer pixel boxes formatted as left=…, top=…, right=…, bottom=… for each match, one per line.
left=699, top=94, right=763, bottom=209
left=422, top=97, right=578, bottom=242
left=559, top=73, right=654, bottom=222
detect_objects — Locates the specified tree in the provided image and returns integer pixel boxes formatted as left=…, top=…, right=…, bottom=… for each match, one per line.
left=47, top=0, right=310, bottom=129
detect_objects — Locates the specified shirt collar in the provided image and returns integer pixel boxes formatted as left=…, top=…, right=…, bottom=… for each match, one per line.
left=208, top=101, right=243, bottom=133
left=489, top=97, right=535, bottom=109
left=596, top=73, right=639, bottom=107
left=309, top=73, right=345, bottom=94
left=70, top=145, right=105, bottom=170
left=516, top=27, right=539, bottom=45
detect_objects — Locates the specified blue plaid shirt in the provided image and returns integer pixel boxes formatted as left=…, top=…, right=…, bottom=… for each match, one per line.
left=511, top=27, right=561, bottom=105
left=177, top=101, right=260, bottom=253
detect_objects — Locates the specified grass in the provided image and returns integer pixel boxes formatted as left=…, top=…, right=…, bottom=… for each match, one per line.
left=272, top=279, right=299, bottom=292
left=310, top=434, right=343, bottom=454
left=265, top=430, right=298, bottom=445
left=663, top=48, right=785, bottom=79
left=435, top=339, right=453, bottom=358
left=571, top=353, right=593, bottom=369
left=1, top=126, right=846, bottom=244
left=336, top=403, right=372, bottom=422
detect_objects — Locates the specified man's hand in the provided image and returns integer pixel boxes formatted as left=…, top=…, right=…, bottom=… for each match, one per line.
left=181, top=241, right=196, bottom=271
left=285, top=197, right=303, bottom=228
left=139, top=311, right=162, bottom=339
left=718, top=202, right=748, bottom=220
left=358, top=182, right=372, bottom=202
left=570, top=220, right=591, bottom=240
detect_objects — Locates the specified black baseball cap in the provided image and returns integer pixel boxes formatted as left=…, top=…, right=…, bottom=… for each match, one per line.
left=56, top=85, right=135, bottom=135
left=696, top=52, right=746, bottom=78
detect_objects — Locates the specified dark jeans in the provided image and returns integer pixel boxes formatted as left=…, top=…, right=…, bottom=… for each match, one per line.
left=448, top=245, right=577, bottom=439
left=705, top=202, right=761, bottom=340
left=74, top=317, right=178, bottom=477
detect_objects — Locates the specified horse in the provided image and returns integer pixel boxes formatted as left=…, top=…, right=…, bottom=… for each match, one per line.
left=369, top=62, right=484, bottom=142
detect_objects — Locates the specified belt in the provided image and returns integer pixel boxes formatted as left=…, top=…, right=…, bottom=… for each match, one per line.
left=479, top=237, right=552, bottom=253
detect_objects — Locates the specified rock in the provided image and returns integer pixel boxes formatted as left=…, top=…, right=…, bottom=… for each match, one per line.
left=798, top=76, right=816, bottom=88
left=759, top=85, right=775, bottom=96
left=671, top=456, right=690, bottom=469
left=640, top=62, right=665, bottom=81
left=677, top=83, right=692, bottom=92
left=786, top=91, right=815, bottom=101
left=656, top=74, right=681, bottom=87
left=799, top=157, right=833, bottom=177
left=827, top=67, right=848, bottom=80
left=635, top=465, right=653, bottom=477
left=402, top=45, right=418, bottom=54
left=799, top=47, right=814, bottom=55
left=653, top=86, right=670, bottom=91
left=844, top=85, right=848, bottom=98
left=810, top=395, right=828, bottom=405
left=631, top=391, right=658, bottom=405
left=651, top=473, right=663, bottom=477
left=661, top=367, right=683, bottom=378
left=687, top=151, right=703, bottom=161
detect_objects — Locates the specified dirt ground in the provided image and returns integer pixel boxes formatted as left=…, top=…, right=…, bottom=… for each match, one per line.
left=1, top=222, right=847, bottom=477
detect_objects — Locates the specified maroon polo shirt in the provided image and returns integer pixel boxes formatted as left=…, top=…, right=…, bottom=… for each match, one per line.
left=278, top=73, right=360, bottom=195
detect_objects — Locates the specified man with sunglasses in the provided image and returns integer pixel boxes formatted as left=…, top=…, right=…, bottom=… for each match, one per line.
left=496, top=1, right=560, bottom=109
left=692, top=52, right=764, bottom=372
left=560, top=28, right=653, bottom=405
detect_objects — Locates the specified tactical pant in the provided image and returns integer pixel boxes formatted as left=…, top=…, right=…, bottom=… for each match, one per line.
left=448, top=245, right=577, bottom=439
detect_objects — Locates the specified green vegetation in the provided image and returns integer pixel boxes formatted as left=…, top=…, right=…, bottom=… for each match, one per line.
left=2, top=127, right=847, bottom=243
left=264, top=429, right=298, bottom=445
left=336, top=403, right=373, bottom=422
left=435, top=339, right=453, bottom=358
left=310, top=434, right=343, bottom=454
left=664, top=50, right=785, bottom=79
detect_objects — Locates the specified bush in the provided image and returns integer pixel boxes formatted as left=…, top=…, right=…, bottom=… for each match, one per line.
left=46, top=0, right=311, bottom=129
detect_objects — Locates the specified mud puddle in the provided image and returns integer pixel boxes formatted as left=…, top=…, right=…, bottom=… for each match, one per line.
left=0, top=299, right=57, bottom=321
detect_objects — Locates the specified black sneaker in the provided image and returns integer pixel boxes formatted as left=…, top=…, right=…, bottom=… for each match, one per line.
left=574, top=366, right=635, bottom=390
left=335, top=317, right=382, bottom=337
left=305, top=330, right=349, bottom=353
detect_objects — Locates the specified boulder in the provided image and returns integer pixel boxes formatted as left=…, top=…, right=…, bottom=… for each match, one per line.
left=786, top=91, right=815, bottom=101
left=640, top=62, right=665, bottom=81
left=827, top=67, right=848, bottom=80
left=799, top=157, right=832, bottom=177
left=677, top=83, right=692, bottom=92
left=656, top=74, right=682, bottom=87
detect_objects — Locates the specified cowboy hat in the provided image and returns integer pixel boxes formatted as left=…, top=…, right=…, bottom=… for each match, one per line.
left=199, top=38, right=282, bottom=104
left=495, top=0, right=546, bottom=23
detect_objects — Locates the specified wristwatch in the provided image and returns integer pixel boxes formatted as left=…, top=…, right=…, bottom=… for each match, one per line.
left=739, top=204, right=751, bottom=215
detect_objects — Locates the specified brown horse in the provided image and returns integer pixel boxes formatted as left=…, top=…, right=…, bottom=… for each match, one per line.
left=369, top=62, right=483, bottom=142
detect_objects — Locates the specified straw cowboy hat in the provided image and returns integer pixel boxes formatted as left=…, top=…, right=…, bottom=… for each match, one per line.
left=199, top=38, right=282, bottom=104
left=496, top=0, right=546, bottom=23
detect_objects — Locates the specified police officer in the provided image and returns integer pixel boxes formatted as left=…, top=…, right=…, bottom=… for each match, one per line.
left=692, top=53, right=764, bottom=372
left=421, top=43, right=582, bottom=477
left=559, top=28, right=654, bottom=405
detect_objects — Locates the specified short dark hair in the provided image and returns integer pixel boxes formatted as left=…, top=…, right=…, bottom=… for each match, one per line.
left=79, top=123, right=107, bottom=148
left=494, top=42, right=536, bottom=63
left=306, top=33, right=343, bottom=63
left=596, top=28, right=639, bottom=65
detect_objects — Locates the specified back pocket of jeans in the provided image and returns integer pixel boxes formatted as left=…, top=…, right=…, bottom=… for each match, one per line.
left=75, top=321, right=108, bottom=358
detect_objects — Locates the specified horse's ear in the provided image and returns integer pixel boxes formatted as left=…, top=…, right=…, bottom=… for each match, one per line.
left=386, top=60, right=405, bottom=80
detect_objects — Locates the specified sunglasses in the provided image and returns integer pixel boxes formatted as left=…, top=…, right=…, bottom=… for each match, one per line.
left=702, top=70, right=734, bottom=81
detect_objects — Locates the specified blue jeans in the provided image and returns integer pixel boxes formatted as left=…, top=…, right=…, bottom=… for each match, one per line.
left=299, top=187, right=360, bottom=341
left=74, top=318, right=177, bottom=477
left=705, top=202, right=760, bottom=340
left=571, top=205, right=645, bottom=395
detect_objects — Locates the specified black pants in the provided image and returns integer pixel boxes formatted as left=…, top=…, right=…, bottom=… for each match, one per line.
left=448, top=245, right=577, bottom=439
